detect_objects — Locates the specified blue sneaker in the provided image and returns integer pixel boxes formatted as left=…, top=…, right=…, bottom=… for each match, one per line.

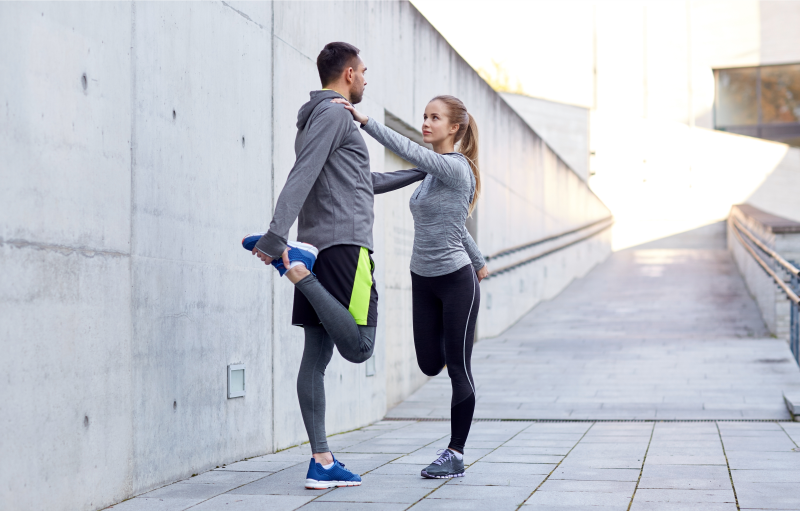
left=241, top=232, right=267, bottom=252
left=270, top=241, right=319, bottom=277
left=305, top=457, right=362, bottom=489
left=242, top=234, right=319, bottom=277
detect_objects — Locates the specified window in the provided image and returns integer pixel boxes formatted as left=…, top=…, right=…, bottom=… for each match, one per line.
left=714, top=63, right=800, bottom=147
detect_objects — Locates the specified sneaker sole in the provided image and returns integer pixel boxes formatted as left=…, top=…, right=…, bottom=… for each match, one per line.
left=420, top=470, right=465, bottom=479
left=305, top=478, right=362, bottom=489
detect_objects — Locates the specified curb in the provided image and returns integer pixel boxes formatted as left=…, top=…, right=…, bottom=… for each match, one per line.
left=784, top=391, right=800, bottom=422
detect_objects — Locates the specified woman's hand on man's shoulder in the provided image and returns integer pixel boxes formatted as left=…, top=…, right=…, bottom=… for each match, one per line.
left=330, top=97, right=369, bottom=125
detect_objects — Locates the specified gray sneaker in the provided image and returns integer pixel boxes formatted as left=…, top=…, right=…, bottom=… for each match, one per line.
left=421, top=449, right=465, bottom=479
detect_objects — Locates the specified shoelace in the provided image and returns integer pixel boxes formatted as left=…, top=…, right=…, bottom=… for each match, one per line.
left=431, top=449, right=454, bottom=466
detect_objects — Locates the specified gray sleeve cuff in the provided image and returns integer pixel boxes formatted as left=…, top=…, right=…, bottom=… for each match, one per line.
left=469, top=248, right=486, bottom=270
left=462, top=228, right=486, bottom=270
left=253, top=230, right=287, bottom=259
left=360, top=117, right=375, bottom=133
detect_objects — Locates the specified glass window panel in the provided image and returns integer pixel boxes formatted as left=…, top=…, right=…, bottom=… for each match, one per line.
left=760, top=64, right=800, bottom=124
left=716, top=67, right=758, bottom=126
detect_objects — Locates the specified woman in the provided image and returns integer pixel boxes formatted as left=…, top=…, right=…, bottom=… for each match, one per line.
left=333, top=95, right=489, bottom=479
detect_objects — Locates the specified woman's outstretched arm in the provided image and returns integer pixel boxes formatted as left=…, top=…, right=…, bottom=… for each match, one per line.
left=328, top=98, right=470, bottom=190
left=372, top=168, right=426, bottom=195
left=361, top=118, right=470, bottom=190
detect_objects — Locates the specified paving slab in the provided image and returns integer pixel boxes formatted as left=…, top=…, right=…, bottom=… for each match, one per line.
left=558, top=457, right=644, bottom=469
left=734, top=481, right=800, bottom=509
left=191, top=494, right=314, bottom=511
left=414, top=498, right=524, bottom=510
left=630, top=503, right=737, bottom=511
left=632, top=488, right=736, bottom=503
left=182, top=471, right=267, bottom=486
left=638, top=464, right=732, bottom=490
left=726, top=451, right=800, bottom=469
left=537, top=479, right=637, bottom=492
left=360, top=473, right=445, bottom=488
left=645, top=446, right=724, bottom=457
left=227, top=464, right=334, bottom=497
left=313, top=484, right=431, bottom=504
left=104, top=498, right=203, bottom=511
left=520, top=505, right=624, bottom=511
left=298, top=502, right=407, bottom=511
left=731, top=469, right=800, bottom=483
left=523, top=490, right=633, bottom=507
left=428, top=484, right=532, bottom=502
left=464, top=460, right=556, bottom=476
left=217, top=460, right=301, bottom=473
left=643, top=455, right=727, bottom=465
left=139, top=482, right=233, bottom=500
left=480, top=452, right=564, bottom=464
left=549, top=467, right=642, bottom=481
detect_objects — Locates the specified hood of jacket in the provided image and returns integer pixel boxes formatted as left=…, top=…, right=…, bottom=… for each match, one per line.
left=296, top=90, right=345, bottom=130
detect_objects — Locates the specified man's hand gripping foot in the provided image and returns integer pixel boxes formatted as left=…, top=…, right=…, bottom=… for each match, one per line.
left=251, top=242, right=317, bottom=283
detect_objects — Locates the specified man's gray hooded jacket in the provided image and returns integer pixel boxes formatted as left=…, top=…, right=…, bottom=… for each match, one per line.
left=255, top=90, right=423, bottom=258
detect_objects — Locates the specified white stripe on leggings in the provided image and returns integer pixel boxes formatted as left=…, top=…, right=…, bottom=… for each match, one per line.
left=463, top=270, right=476, bottom=397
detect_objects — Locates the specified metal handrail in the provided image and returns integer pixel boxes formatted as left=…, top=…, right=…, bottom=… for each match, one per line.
left=733, top=216, right=800, bottom=277
left=484, top=218, right=613, bottom=279
left=731, top=216, right=800, bottom=367
left=485, top=216, right=614, bottom=262
left=731, top=219, right=800, bottom=305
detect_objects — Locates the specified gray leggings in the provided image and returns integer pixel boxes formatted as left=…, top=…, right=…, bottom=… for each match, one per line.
left=295, top=274, right=375, bottom=454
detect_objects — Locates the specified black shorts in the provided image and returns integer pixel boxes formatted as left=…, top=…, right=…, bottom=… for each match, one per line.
left=292, top=244, right=379, bottom=327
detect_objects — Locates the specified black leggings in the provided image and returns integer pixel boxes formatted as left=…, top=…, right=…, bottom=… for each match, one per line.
left=411, top=264, right=479, bottom=453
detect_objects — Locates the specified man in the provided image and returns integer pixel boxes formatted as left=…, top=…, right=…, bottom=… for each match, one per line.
left=251, top=42, right=423, bottom=489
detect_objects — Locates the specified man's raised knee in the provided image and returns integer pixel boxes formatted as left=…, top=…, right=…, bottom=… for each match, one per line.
left=341, top=349, right=373, bottom=364
left=419, top=364, right=444, bottom=377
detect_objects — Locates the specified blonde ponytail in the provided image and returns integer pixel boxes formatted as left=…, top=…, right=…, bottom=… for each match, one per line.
left=430, top=95, right=481, bottom=216
left=460, top=113, right=480, bottom=216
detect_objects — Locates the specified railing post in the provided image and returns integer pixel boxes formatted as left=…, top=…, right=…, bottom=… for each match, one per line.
left=791, top=265, right=800, bottom=366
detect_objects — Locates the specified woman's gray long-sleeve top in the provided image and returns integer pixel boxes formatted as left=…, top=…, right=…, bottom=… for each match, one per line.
left=362, top=117, right=486, bottom=278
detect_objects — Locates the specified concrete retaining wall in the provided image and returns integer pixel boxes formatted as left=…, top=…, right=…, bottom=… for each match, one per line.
left=728, top=205, right=800, bottom=340
left=0, top=2, right=611, bottom=509
left=500, top=93, right=591, bottom=182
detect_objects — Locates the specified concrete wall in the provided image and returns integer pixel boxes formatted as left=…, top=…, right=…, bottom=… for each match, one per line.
left=500, top=93, right=590, bottom=182
left=747, top=147, right=800, bottom=225
left=0, top=2, right=611, bottom=509
left=1, top=3, right=275, bottom=510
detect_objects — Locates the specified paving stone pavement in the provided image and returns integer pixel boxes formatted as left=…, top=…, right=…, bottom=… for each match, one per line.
left=107, top=420, right=800, bottom=511
left=106, top=223, right=800, bottom=510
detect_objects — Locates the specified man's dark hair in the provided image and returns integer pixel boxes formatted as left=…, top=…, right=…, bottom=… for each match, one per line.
left=317, top=42, right=361, bottom=87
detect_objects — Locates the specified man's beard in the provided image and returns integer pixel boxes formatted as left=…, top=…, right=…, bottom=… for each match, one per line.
left=350, top=86, right=364, bottom=105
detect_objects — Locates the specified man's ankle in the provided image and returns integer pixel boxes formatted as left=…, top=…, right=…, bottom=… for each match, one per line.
left=312, top=451, right=334, bottom=466
left=286, top=264, right=311, bottom=284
